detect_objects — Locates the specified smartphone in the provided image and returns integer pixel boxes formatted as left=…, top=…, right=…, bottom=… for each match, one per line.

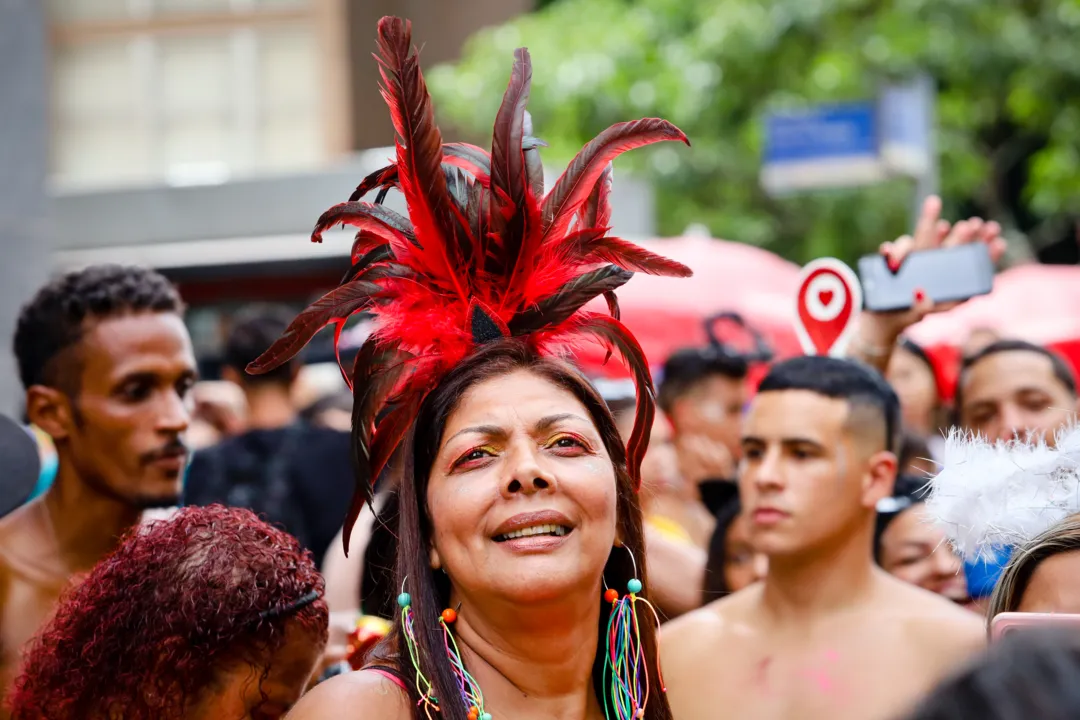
left=990, top=612, right=1080, bottom=641
left=857, top=243, right=994, bottom=312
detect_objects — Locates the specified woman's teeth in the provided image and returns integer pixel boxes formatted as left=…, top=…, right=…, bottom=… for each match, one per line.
left=496, top=524, right=569, bottom=541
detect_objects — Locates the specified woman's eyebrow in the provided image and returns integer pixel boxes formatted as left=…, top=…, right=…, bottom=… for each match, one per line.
left=446, top=424, right=506, bottom=443
left=533, top=413, right=589, bottom=433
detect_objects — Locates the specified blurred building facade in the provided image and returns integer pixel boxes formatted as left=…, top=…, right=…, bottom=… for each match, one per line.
left=24, top=0, right=659, bottom=387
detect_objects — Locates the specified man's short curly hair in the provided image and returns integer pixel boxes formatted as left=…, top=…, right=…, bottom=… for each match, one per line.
left=9, top=504, right=328, bottom=720
left=13, top=264, right=184, bottom=391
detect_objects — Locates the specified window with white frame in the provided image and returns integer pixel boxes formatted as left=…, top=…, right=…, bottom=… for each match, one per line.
left=48, top=0, right=338, bottom=189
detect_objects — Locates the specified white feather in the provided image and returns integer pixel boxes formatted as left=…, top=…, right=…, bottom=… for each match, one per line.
left=925, top=424, right=1080, bottom=561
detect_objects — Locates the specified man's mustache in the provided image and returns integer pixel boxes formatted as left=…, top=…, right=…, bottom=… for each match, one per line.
left=140, top=439, right=190, bottom=465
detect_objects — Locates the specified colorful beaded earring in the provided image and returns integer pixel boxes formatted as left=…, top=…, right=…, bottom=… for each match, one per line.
left=602, top=548, right=665, bottom=720
left=398, top=579, right=492, bottom=720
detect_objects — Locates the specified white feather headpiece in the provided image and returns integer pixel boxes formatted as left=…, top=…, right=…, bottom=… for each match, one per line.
left=925, top=424, right=1080, bottom=561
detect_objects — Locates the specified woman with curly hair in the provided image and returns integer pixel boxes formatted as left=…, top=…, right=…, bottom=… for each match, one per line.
left=8, top=505, right=328, bottom=719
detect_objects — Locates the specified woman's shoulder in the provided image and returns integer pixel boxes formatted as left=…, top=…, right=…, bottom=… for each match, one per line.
left=287, top=668, right=411, bottom=719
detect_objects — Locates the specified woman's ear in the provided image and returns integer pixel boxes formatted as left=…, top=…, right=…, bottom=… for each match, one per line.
left=429, top=545, right=442, bottom=571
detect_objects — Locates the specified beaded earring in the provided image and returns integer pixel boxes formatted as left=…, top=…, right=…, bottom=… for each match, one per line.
left=398, top=579, right=493, bottom=720
left=602, top=548, right=665, bottom=720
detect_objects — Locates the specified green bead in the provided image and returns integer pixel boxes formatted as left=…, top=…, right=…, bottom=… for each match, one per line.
left=480, top=714, right=493, bottom=720
left=397, top=592, right=411, bottom=608
left=627, top=578, right=643, bottom=594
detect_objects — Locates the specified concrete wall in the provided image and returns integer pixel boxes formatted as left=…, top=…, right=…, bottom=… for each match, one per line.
left=0, top=0, right=50, bottom=414
left=348, top=0, right=535, bottom=150
left=51, top=152, right=658, bottom=273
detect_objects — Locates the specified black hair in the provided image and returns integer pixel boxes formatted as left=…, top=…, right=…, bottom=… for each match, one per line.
left=757, top=355, right=901, bottom=455
left=223, top=304, right=299, bottom=385
left=13, top=265, right=184, bottom=392
left=658, top=347, right=749, bottom=414
left=702, top=493, right=744, bottom=603
left=954, top=340, right=1078, bottom=424
left=903, top=628, right=1080, bottom=720
left=873, top=475, right=928, bottom=562
left=898, top=431, right=933, bottom=473
left=897, top=337, right=941, bottom=396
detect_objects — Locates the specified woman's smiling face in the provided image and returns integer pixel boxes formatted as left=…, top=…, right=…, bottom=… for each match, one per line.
left=426, top=369, right=619, bottom=605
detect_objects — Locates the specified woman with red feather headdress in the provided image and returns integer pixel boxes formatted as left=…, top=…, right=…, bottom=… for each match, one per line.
left=273, top=17, right=690, bottom=720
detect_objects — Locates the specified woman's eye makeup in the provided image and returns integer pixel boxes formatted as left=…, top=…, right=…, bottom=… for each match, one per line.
left=453, top=444, right=499, bottom=469
left=544, top=432, right=592, bottom=453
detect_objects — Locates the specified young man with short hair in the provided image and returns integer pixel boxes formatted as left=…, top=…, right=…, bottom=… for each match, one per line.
left=662, top=356, right=983, bottom=720
left=0, top=265, right=197, bottom=710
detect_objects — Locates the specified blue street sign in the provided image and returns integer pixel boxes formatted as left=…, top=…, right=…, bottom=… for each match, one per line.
left=761, top=79, right=935, bottom=197
left=761, top=102, right=887, bottom=194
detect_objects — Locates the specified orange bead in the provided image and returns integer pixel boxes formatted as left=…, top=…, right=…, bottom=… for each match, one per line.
left=441, top=608, right=458, bottom=624
left=467, top=707, right=479, bottom=720
left=604, top=588, right=619, bottom=603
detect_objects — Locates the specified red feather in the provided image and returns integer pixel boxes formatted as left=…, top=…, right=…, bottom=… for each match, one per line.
left=488, top=48, right=532, bottom=253
left=375, top=18, right=468, bottom=302
left=261, top=18, right=690, bottom=532
left=247, top=280, right=382, bottom=376
left=348, top=163, right=398, bottom=202
left=341, top=338, right=411, bottom=553
left=577, top=235, right=692, bottom=277
left=568, top=313, right=656, bottom=489
left=542, top=119, right=689, bottom=241
left=579, top=163, right=613, bottom=230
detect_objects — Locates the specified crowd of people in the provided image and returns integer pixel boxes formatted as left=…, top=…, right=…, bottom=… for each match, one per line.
left=2, top=14, right=1080, bottom=720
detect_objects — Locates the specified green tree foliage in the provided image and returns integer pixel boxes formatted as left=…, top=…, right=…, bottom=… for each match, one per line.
left=428, top=0, right=1080, bottom=264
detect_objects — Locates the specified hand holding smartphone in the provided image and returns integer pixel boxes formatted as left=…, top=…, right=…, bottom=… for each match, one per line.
left=857, top=243, right=994, bottom=313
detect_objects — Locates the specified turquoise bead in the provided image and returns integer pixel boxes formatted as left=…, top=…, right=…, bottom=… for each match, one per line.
left=481, top=714, right=493, bottom=720
left=627, top=578, right=643, bottom=594
left=397, top=592, right=411, bottom=608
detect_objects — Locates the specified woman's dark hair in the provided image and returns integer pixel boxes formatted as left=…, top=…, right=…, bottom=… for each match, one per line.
left=9, top=505, right=328, bottom=719
left=371, top=339, right=671, bottom=720
left=873, top=475, right=928, bottom=563
left=898, top=432, right=933, bottom=473
left=702, top=494, right=743, bottom=603
left=902, top=628, right=1080, bottom=720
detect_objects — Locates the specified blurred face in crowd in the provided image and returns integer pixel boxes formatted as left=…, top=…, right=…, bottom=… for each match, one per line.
left=961, top=327, right=1000, bottom=359
left=188, top=621, right=325, bottom=720
left=879, top=503, right=969, bottom=606
left=32, top=312, right=197, bottom=508
left=615, top=410, right=681, bottom=497
left=722, top=512, right=768, bottom=592
left=887, top=348, right=938, bottom=437
left=958, top=350, right=1076, bottom=444
left=1015, top=550, right=1080, bottom=615
left=739, top=391, right=896, bottom=557
left=668, top=375, right=746, bottom=482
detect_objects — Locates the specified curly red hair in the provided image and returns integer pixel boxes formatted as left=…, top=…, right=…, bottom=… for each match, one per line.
left=8, top=505, right=328, bottom=719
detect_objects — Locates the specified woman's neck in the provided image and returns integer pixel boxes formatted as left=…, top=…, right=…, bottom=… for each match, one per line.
left=451, top=589, right=605, bottom=719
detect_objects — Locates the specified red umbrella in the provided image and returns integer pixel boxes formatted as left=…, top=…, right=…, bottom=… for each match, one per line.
left=906, top=263, right=1080, bottom=399
left=574, top=236, right=804, bottom=377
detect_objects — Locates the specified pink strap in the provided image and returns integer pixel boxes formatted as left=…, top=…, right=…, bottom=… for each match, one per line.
left=365, top=667, right=407, bottom=691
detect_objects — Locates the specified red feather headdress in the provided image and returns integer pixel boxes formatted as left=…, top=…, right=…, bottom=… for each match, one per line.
left=249, top=17, right=691, bottom=551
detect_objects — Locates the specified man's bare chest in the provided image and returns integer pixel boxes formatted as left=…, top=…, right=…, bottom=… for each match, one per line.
left=671, top=639, right=934, bottom=720
left=0, top=570, right=65, bottom=668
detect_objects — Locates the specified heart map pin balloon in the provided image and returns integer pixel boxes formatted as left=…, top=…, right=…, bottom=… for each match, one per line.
left=794, top=258, right=862, bottom=356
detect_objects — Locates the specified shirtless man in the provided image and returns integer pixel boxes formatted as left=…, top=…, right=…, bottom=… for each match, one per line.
left=662, top=356, right=984, bottom=720
left=0, top=265, right=196, bottom=711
